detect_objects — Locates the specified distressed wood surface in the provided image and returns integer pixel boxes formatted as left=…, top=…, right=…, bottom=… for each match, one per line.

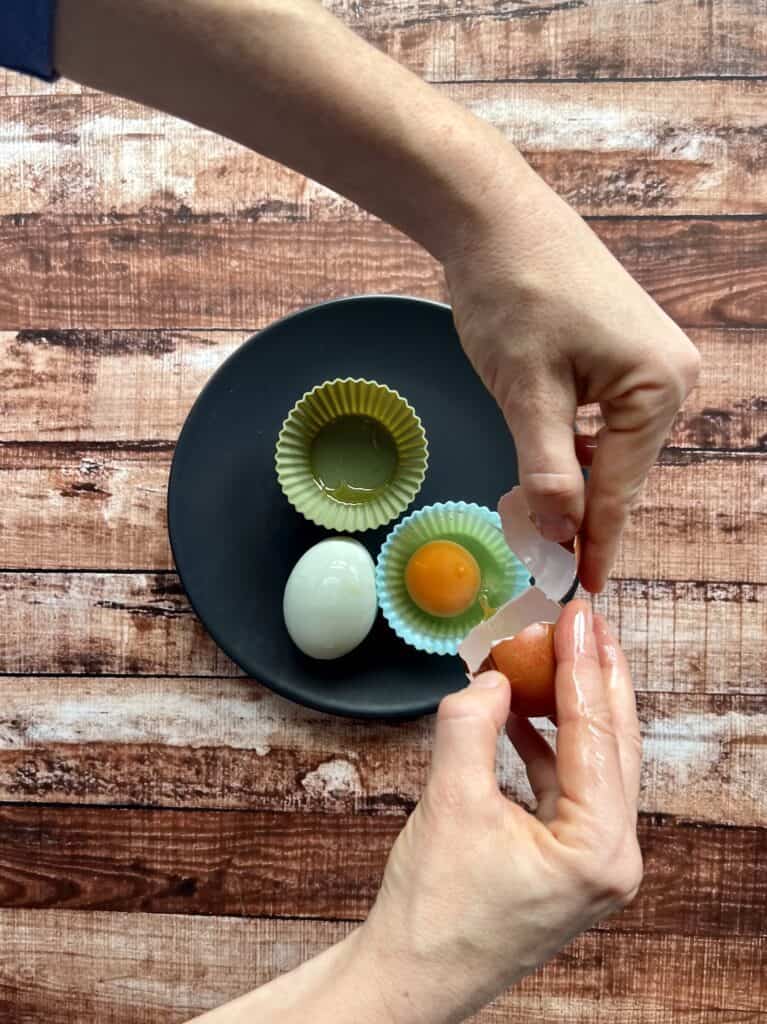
left=0, top=572, right=765, bottom=693
left=2, top=0, right=767, bottom=91
left=0, top=445, right=762, bottom=581
left=0, top=0, right=765, bottom=1020
left=0, top=910, right=763, bottom=1024
left=1, top=83, right=766, bottom=218
left=0, top=574, right=764, bottom=693
left=0, top=327, right=763, bottom=450
left=2, top=215, right=766, bottom=330
left=0, top=677, right=762, bottom=825
left=0, top=807, right=761, bottom=939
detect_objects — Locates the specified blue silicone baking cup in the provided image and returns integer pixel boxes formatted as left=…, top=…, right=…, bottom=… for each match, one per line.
left=375, top=501, right=529, bottom=655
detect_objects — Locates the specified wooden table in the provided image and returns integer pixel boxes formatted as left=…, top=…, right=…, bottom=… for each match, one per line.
left=0, top=1, right=765, bottom=1020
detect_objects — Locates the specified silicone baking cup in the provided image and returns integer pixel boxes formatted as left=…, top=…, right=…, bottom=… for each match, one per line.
left=275, top=378, right=428, bottom=532
left=376, top=501, right=530, bottom=655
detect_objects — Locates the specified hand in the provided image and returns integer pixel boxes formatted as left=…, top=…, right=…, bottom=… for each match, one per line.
left=442, top=168, right=701, bottom=592
left=356, top=600, right=643, bottom=1024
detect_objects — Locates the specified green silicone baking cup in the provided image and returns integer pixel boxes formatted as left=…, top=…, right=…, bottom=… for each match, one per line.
left=275, top=378, right=429, bottom=532
left=376, top=501, right=530, bottom=655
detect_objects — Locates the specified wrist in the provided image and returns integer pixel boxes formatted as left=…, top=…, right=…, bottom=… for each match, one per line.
left=353, top=908, right=506, bottom=1024
left=407, top=123, right=537, bottom=265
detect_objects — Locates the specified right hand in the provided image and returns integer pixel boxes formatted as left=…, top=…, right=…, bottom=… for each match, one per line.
left=355, top=600, right=643, bottom=1024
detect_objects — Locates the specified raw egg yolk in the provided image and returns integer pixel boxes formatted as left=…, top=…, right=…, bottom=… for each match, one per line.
left=405, top=540, right=481, bottom=618
left=484, top=621, right=557, bottom=718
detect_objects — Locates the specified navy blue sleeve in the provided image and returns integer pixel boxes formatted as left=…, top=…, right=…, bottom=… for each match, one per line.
left=0, top=0, right=59, bottom=81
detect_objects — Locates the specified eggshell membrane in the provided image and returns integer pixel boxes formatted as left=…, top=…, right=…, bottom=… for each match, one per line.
left=458, top=487, right=578, bottom=676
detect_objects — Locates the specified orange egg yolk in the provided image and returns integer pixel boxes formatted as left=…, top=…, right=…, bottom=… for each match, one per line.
left=405, top=540, right=481, bottom=618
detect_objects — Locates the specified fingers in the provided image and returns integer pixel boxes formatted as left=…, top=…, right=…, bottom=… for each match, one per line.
left=430, top=672, right=511, bottom=800
left=594, top=614, right=642, bottom=824
left=504, top=385, right=584, bottom=545
left=552, top=600, right=625, bottom=819
left=506, top=714, right=559, bottom=823
left=578, top=403, right=674, bottom=593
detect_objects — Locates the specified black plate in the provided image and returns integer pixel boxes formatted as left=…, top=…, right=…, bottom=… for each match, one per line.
left=168, top=295, right=520, bottom=719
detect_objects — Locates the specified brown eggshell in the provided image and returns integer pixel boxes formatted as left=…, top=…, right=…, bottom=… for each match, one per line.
left=482, top=621, right=557, bottom=718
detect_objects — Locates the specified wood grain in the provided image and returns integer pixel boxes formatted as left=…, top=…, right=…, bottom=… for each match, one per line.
left=0, top=909, right=762, bottom=1023
left=2, top=83, right=765, bottom=218
left=330, top=0, right=767, bottom=84
left=0, top=677, right=762, bottom=824
left=0, top=445, right=764, bottom=584
left=0, top=327, right=763, bottom=450
left=0, top=573, right=764, bottom=693
left=0, top=0, right=763, bottom=1017
left=0, top=329, right=244, bottom=442
left=0, top=806, right=761, bottom=938
left=2, top=215, right=765, bottom=330
left=2, top=0, right=766, bottom=90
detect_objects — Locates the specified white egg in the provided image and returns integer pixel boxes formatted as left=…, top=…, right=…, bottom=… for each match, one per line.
left=283, top=538, right=377, bottom=660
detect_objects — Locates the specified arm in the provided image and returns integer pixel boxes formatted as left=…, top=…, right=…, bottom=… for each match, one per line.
left=54, top=0, right=700, bottom=592
left=54, top=0, right=519, bottom=267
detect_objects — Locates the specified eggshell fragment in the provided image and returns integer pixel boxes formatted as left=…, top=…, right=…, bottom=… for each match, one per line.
left=458, top=486, right=578, bottom=678
left=459, top=587, right=560, bottom=675
left=497, top=488, right=577, bottom=601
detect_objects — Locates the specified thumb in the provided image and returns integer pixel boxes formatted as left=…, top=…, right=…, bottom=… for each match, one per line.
left=429, top=672, right=510, bottom=797
left=504, top=384, right=584, bottom=544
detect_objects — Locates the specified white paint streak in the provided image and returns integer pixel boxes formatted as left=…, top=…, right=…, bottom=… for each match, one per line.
left=469, top=95, right=723, bottom=162
left=300, top=758, right=363, bottom=801
left=4, top=686, right=288, bottom=751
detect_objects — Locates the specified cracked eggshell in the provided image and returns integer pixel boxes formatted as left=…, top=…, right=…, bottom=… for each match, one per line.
left=458, top=487, right=578, bottom=675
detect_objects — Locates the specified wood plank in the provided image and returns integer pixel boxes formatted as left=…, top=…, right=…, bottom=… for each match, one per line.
left=0, top=445, right=763, bottom=583
left=0, top=443, right=172, bottom=571
left=0, top=806, right=761, bottom=939
left=0, top=569, right=764, bottom=693
left=4, top=444, right=748, bottom=580
left=1, top=0, right=766, bottom=89
left=0, top=327, right=764, bottom=450
left=0, top=574, right=764, bottom=696
left=2, top=83, right=766, bottom=218
left=333, top=0, right=767, bottom=83
left=1, top=215, right=765, bottom=330
left=0, top=329, right=245, bottom=442
left=0, top=909, right=762, bottom=1023
left=0, top=678, right=762, bottom=823
left=0, top=574, right=238, bottom=677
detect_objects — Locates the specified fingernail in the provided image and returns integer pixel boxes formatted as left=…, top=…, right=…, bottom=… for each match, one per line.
left=572, top=605, right=594, bottom=657
left=473, top=671, right=502, bottom=689
left=533, top=514, right=577, bottom=543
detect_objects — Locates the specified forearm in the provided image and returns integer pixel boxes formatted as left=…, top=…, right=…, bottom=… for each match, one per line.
left=54, top=0, right=530, bottom=260
left=187, top=926, right=406, bottom=1024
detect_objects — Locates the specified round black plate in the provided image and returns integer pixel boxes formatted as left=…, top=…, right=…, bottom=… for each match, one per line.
left=168, top=295, right=519, bottom=719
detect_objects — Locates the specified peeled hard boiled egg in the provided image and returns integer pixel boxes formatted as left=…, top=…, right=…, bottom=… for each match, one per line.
left=283, top=538, right=377, bottom=660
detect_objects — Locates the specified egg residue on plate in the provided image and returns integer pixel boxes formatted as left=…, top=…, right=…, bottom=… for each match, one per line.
left=283, top=537, right=377, bottom=659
